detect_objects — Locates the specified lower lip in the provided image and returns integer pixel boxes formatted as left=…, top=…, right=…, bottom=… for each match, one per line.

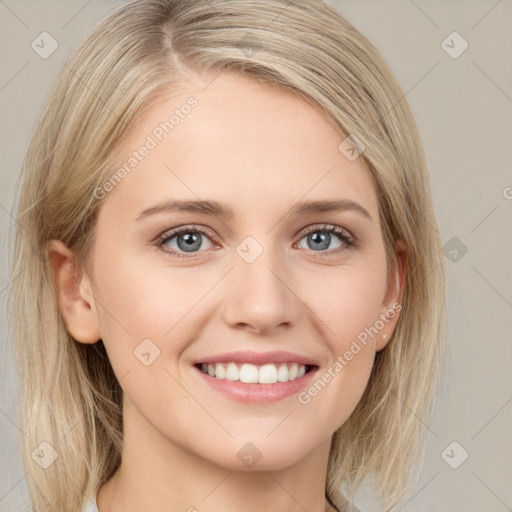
left=193, top=365, right=318, bottom=404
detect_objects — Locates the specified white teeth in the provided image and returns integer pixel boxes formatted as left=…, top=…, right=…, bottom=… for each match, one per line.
left=258, top=363, right=277, bottom=384
left=215, top=363, right=226, bottom=379
left=225, top=362, right=240, bottom=381
left=288, top=363, right=298, bottom=380
left=277, top=363, right=289, bottom=382
left=198, top=362, right=309, bottom=383
left=240, top=363, right=259, bottom=383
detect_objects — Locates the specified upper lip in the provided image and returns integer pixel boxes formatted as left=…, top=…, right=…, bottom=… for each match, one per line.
left=193, top=350, right=319, bottom=367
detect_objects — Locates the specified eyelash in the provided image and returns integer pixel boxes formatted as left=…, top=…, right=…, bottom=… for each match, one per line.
left=156, top=223, right=358, bottom=260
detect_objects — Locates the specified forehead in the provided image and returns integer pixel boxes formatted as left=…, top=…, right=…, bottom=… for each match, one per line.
left=100, top=72, right=378, bottom=223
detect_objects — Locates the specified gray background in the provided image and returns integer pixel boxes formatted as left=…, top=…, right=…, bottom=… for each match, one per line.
left=1, top=1, right=511, bottom=511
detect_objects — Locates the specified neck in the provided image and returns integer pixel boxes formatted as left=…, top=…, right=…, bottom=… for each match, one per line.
left=97, top=397, right=335, bottom=512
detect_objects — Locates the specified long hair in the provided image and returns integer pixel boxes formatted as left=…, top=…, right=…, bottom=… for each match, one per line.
left=8, top=1, right=447, bottom=510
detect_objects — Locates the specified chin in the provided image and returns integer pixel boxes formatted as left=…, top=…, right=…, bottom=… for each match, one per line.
left=196, top=438, right=313, bottom=472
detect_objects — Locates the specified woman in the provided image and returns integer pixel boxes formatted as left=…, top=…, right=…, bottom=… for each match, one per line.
left=9, top=1, right=446, bottom=511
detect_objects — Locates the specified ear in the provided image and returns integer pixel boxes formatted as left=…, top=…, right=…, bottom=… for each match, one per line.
left=45, top=239, right=101, bottom=344
left=375, top=239, right=407, bottom=352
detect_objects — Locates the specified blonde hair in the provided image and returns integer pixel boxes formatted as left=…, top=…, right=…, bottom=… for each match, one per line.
left=8, top=0, right=447, bottom=511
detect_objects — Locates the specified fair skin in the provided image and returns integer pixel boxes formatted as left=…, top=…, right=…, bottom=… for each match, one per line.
left=47, top=72, right=406, bottom=512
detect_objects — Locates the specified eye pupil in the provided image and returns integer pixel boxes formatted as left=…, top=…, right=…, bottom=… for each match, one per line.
left=308, top=232, right=330, bottom=250
left=177, top=232, right=202, bottom=252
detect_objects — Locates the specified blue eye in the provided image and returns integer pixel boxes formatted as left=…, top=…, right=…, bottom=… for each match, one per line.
left=297, top=224, right=355, bottom=254
left=157, top=223, right=356, bottom=260
left=158, top=226, right=215, bottom=259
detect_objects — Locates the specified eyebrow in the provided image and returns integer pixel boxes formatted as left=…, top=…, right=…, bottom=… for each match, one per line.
left=135, top=198, right=372, bottom=223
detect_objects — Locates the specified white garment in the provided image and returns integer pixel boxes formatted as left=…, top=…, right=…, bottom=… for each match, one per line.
left=82, top=490, right=98, bottom=512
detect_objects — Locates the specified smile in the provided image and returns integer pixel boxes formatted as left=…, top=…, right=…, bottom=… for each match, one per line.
left=196, top=362, right=313, bottom=383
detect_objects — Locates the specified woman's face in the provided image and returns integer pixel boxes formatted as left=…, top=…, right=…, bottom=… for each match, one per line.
left=61, top=72, right=404, bottom=471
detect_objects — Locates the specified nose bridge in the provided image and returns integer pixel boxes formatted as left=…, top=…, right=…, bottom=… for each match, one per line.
left=221, top=234, right=299, bottom=332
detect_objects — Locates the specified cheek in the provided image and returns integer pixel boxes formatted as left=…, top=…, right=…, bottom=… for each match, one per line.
left=92, top=252, right=210, bottom=370
left=299, top=261, right=388, bottom=350
left=297, top=275, right=384, bottom=428
left=295, top=262, right=388, bottom=421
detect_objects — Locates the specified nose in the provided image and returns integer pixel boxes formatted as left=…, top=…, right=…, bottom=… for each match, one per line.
left=220, top=248, right=301, bottom=335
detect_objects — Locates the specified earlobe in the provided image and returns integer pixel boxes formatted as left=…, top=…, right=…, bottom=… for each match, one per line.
left=376, top=239, right=407, bottom=352
left=45, top=239, right=101, bottom=344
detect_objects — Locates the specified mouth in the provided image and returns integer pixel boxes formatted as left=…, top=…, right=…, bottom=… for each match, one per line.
left=192, top=352, right=319, bottom=404
left=194, top=361, right=317, bottom=384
